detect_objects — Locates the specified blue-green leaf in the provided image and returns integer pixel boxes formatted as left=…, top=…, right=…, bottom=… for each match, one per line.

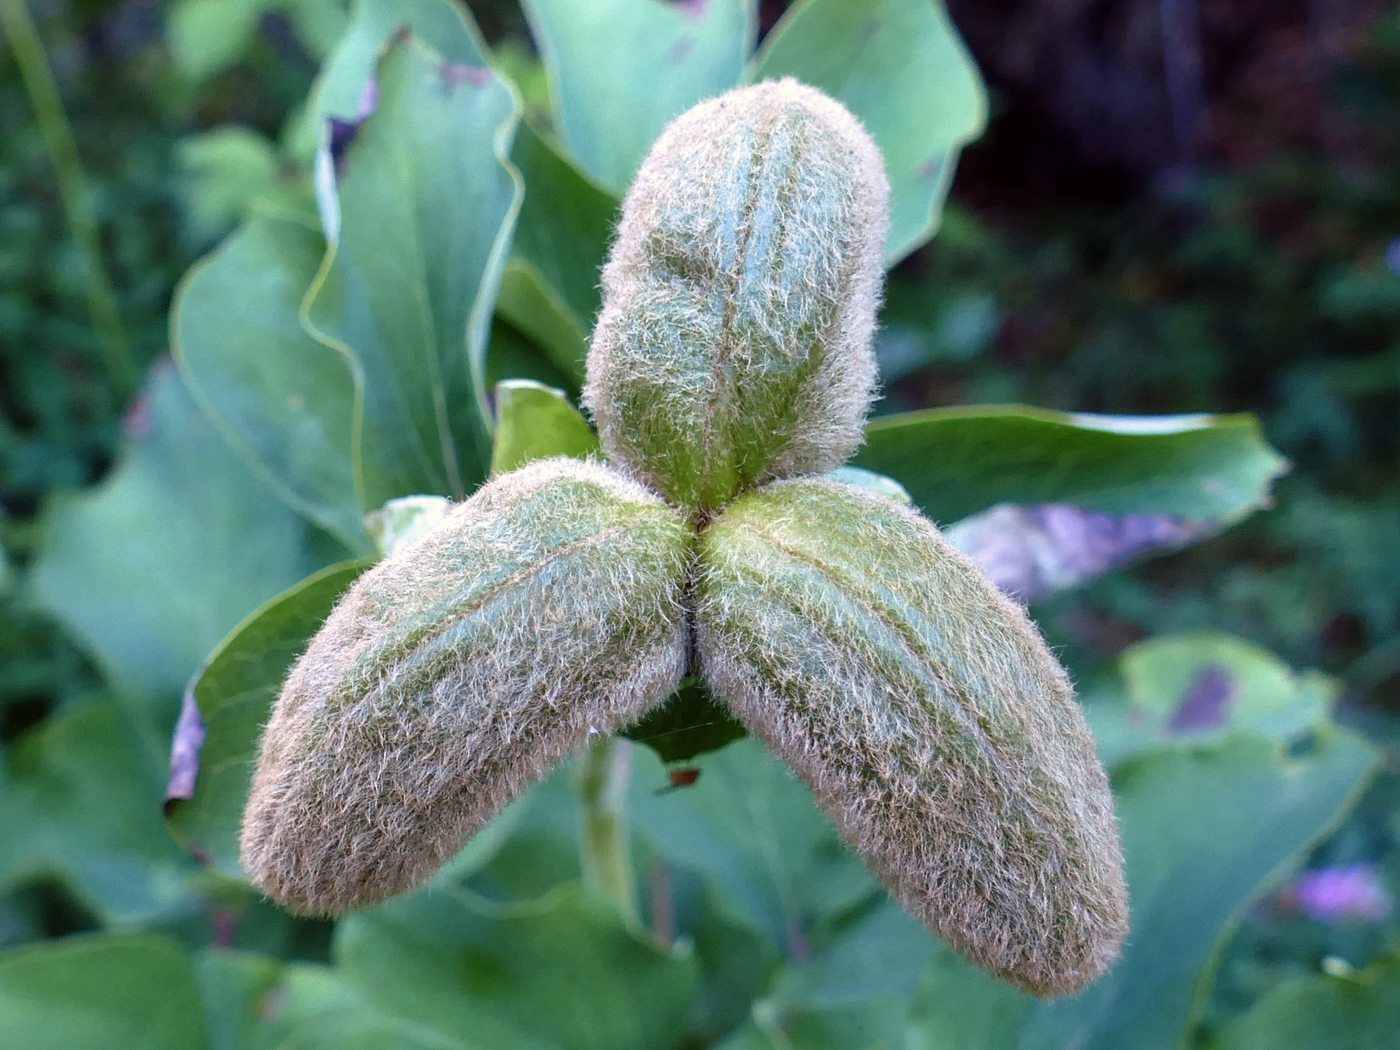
left=30, top=364, right=321, bottom=699
left=522, top=0, right=756, bottom=193
left=303, top=36, right=523, bottom=505
left=335, top=884, right=697, bottom=1050
left=164, top=559, right=372, bottom=877
left=1087, top=632, right=1337, bottom=769
left=856, top=407, right=1288, bottom=525
left=631, top=738, right=878, bottom=953
left=173, top=212, right=369, bottom=552
left=0, top=934, right=207, bottom=1050
left=0, top=700, right=200, bottom=924
left=906, top=730, right=1377, bottom=1050
left=500, top=122, right=618, bottom=384
left=1208, top=954, right=1400, bottom=1050
left=307, top=0, right=489, bottom=125
left=753, top=0, right=986, bottom=264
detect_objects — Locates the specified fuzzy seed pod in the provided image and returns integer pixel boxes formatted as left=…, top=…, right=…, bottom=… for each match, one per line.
left=583, top=79, right=890, bottom=512
left=241, top=458, right=692, bottom=915
left=695, top=478, right=1128, bottom=997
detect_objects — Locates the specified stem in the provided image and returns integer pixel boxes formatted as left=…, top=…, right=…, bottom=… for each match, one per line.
left=1, top=0, right=134, bottom=397
left=576, top=735, right=639, bottom=927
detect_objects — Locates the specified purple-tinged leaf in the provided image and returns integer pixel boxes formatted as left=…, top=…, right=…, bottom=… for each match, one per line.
left=1089, top=633, right=1338, bottom=770
left=164, top=559, right=373, bottom=875
left=1284, top=864, right=1393, bottom=924
left=1166, top=665, right=1235, bottom=733
left=164, top=690, right=207, bottom=812
left=947, top=502, right=1210, bottom=603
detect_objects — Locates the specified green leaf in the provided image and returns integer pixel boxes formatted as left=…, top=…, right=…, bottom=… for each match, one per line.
left=0, top=933, right=207, bottom=1050
left=173, top=212, right=369, bottom=552
left=30, top=363, right=322, bottom=699
left=672, top=880, right=782, bottom=1045
left=621, top=677, right=747, bottom=765
left=334, top=884, right=697, bottom=1050
left=234, top=959, right=461, bottom=1050
left=1209, top=954, right=1400, bottom=1050
left=164, top=559, right=372, bottom=877
left=195, top=952, right=478, bottom=1050
left=487, top=317, right=575, bottom=391
left=489, top=379, right=600, bottom=475
left=303, top=36, right=523, bottom=505
left=501, top=122, right=618, bottom=383
left=906, top=945, right=1032, bottom=1050
left=727, top=900, right=935, bottom=1049
left=855, top=407, right=1288, bottom=525
left=193, top=949, right=285, bottom=1050
left=285, top=0, right=351, bottom=60
left=177, top=130, right=316, bottom=241
left=907, top=731, right=1377, bottom=1050
left=522, top=0, right=756, bottom=193
left=308, top=0, right=490, bottom=125
left=496, top=265, right=591, bottom=383
left=0, top=700, right=200, bottom=923
left=775, top=899, right=934, bottom=1006
left=280, top=1018, right=473, bottom=1050
left=168, top=0, right=269, bottom=86
left=631, top=738, right=878, bottom=953
left=727, top=997, right=909, bottom=1050
left=365, top=496, right=452, bottom=556
left=1021, top=732, right=1375, bottom=1050
left=715, top=899, right=934, bottom=1050
left=753, top=0, right=986, bottom=264
left=1088, top=632, right=1337, bottom=769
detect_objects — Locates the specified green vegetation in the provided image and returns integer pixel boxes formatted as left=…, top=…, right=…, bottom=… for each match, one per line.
left=2, top=1, right=1399, bottom=1047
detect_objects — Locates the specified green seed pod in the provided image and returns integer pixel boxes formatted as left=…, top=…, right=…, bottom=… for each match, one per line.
left=695, top=478, right=1128, bottom=997
left=583, top=79, right=890, bottom=513
left=241, top=458, right=692, bottom=916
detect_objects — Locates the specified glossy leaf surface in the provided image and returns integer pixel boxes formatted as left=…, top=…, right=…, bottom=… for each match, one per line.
left=856, top=407, right=1288, bottom=525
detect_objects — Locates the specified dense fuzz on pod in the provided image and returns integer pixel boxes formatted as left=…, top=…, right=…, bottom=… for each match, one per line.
left=584, top=79, right=890, bottom=512
left=696, top=478, right=1129, bottom=996
left=241, top=458, right=691, bottom=915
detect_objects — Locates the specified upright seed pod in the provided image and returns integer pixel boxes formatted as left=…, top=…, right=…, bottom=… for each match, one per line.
left=696, top=477, right=1129, bottom=996
left=241, top=458, right=692, bottom=916
left=584, top=79, right=890, bottom=513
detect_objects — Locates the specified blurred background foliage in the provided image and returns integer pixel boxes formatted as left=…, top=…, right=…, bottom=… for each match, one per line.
left=2, top=0, right=1400, bottom=1047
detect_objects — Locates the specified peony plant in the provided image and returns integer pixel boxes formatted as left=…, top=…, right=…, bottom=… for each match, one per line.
left=241, top=80, right=1128, bottom=998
